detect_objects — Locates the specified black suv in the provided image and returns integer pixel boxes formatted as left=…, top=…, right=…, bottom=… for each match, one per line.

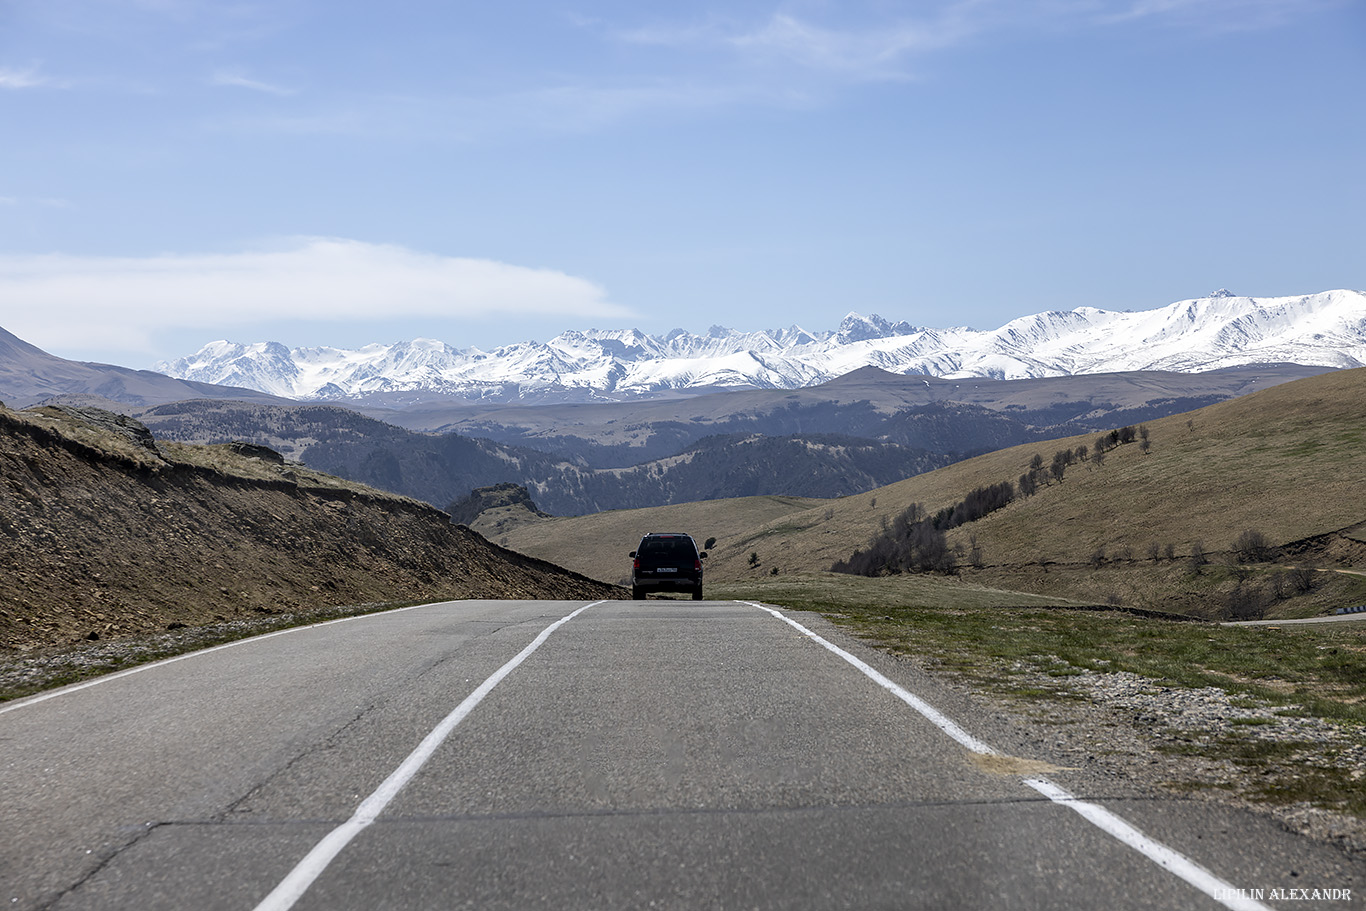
left=630, top=533, right=706, bottom=600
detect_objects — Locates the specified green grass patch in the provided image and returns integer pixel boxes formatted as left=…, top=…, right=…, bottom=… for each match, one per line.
left=718, top=572, right=1366, bottom=725
left=715, top=572, right=1366, bottom=818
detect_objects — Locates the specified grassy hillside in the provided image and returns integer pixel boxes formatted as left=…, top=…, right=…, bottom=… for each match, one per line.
left=491, top=367, right=1366, bottom=618
left=0, top=403, right=620, bottom=652
left=475, top=494, right=824, bottom=587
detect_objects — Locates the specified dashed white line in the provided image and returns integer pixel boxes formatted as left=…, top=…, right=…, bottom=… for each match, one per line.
left=740, top=601, right=1274, bottom=911
left=251, top=600, right=604, bottom=911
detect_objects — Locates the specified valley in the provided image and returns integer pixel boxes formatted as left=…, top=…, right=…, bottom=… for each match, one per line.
left=108, top=363, right=1330, bottom=516
left=483, top=366, right=1366, bottom=622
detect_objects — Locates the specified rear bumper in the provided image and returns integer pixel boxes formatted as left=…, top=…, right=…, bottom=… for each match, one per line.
left=632, top=574, right=702, bottom=592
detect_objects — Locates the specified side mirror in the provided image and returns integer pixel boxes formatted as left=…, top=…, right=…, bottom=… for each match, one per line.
left=629, top=551, right=637, bottom=558
left=699, top=552, right=708, bottom=559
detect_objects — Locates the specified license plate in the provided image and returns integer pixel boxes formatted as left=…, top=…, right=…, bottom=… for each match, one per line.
left=657, top=567, right=677, bottom=573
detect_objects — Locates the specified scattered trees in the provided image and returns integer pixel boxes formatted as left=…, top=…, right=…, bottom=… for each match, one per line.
left=1232, top=529, right=1277, bottom=563
left=832, top=479, right=1019, bottom=577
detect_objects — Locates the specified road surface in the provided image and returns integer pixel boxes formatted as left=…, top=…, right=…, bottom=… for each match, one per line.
left=2, top=599, right=1361, bottom=909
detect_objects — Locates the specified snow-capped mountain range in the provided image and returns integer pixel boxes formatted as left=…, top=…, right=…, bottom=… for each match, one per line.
left=156, top=289, right=1366, bottom=404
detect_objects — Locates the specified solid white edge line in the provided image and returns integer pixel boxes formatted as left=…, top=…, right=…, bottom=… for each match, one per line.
left=1024, top=778, right=1273, bottom=911
left=740, top=601, right=998, bottom=755
left=739, top=601, right=1274, bottom=911
left=0, top=600, right=447, bottom=717
left=251, top=600, right=604, bottom=911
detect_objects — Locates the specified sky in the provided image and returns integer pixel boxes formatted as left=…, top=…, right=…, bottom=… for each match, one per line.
left=1, top=0, right=1363, bottom=369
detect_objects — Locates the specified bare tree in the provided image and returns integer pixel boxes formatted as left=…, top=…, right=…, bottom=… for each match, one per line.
left=969, top=534, right=985, bottom=569
left=1289, top=563, right=1319, bottom=593
left=1189, top=540, right=1208, bottom=572
left=1232, top=529, right=1275, bottom=563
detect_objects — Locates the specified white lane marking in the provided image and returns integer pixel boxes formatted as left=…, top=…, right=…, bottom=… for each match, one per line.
left=0, top=601, right=444, bottom=717
left=739, top=601, right=1273, bottom=911
left=1024, top=778, right=1273, bottom=911
left=742, top=601, right=998, bottom=754
left=252, top=600, right=604, bottom=911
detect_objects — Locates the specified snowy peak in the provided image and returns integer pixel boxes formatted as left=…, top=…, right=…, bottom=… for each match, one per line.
left=154, top=290, right=1366, bottom=404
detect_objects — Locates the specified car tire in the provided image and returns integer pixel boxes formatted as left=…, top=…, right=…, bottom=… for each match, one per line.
left=692, top=586, right=703, bottom=601
left=632, top=586, right=644, bottom=600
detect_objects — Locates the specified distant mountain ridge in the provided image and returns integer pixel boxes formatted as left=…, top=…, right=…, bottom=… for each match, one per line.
left=0, top=325, right=290, bottom=409
left=155, top=289, right=1366, bottom=403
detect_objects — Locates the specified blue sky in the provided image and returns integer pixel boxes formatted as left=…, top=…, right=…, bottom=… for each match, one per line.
left=2, top=0, right=1363, bottom=368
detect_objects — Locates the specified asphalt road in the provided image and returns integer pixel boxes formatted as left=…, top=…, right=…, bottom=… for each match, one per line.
left=2, top=599, right=1361, bottom=910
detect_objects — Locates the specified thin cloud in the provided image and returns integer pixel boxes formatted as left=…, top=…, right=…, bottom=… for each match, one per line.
left=0, top=238, right=631, bottom=356
left=613, top=4, right=1000, bottom=79
left=0, top=66, right=50, bottom=89
left=1103, top=0, right=1340, bottom=27
left=613, top=0, right=1338, bottom=80
left=211, top=69, right=297, bottom=96
left=725, top=13, right=969, bottom=79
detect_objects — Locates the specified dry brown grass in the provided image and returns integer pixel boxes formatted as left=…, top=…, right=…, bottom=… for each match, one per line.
left=475, top=495, right=823, bottom=586
left=494, top=368, right=1366, bottom=615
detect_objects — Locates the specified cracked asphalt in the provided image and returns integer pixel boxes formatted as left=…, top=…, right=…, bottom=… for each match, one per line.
left=2, top=600, right=1362, bottom=909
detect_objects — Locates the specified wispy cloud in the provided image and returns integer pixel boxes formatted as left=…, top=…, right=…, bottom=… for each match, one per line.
left=612, top=4, right=1004, bottom=81
left=0, top=66, right=51, bottom=89
left=613, top=0, right=1340, bottom=81
left=725, top=12, right=970, bottom=79
left=1099, top=0, right=1344, bottom=29
left=0, top=238, right=632, bottom=355
left=211, top=69, right=296, bottom=96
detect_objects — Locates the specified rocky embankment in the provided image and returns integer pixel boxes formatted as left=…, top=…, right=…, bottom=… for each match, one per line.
left=0, top=403, right=620, bottom=652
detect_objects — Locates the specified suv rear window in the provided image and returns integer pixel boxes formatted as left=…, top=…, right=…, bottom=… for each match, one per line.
left=638, top=536, right=696, bottom=558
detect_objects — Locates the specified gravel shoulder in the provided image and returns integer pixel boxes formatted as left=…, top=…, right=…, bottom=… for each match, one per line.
left=938, top=656, right=1366, bottom=859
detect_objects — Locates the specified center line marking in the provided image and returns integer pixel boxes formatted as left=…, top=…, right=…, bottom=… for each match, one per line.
left=252, top=600, right=604, bottom=911
left=740, top=601, right=1273, bottom=911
